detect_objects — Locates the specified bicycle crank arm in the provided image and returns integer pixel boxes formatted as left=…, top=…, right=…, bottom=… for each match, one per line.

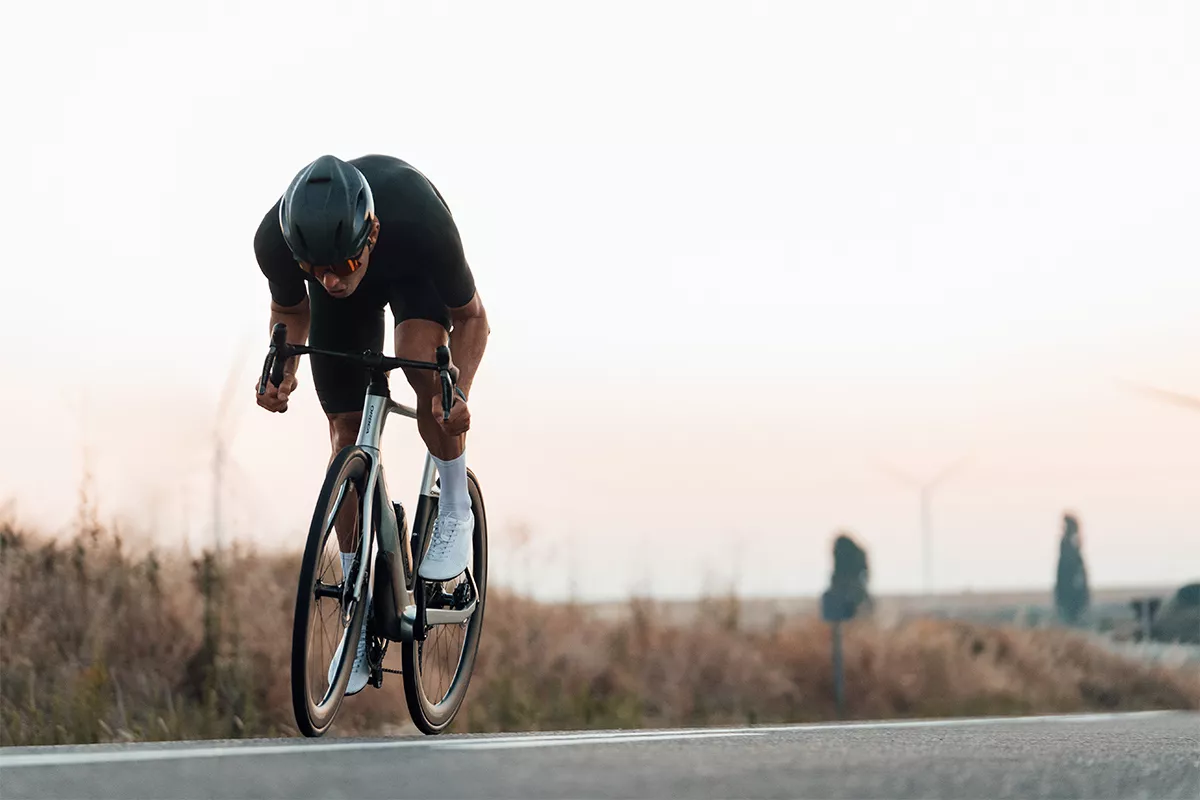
left=402, top=570, right=479, bottom=628
left=402, top=601, right=476, bottom=627
left=402, top=599, right=476, bottom=626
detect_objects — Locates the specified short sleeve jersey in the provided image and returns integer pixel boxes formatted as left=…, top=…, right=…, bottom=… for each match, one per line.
left=253, top=154, right=476, bottom=312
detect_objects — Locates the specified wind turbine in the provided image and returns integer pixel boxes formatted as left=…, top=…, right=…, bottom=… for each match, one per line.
left=172, top=334, right=258, bottom=557
left=876, top=453, right=972, bottom=599
left=210, top=335, right=260, bottom=556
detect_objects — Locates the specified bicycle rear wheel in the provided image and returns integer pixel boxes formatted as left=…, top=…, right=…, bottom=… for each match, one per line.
left=291, top=446, right=371, bottom=738
left=401, top=468, right=488, bottom=734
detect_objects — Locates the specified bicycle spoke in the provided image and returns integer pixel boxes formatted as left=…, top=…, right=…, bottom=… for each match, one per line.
left=307, top=486, right=357, bottom=705
left=417, top=578, right=469, bottom=706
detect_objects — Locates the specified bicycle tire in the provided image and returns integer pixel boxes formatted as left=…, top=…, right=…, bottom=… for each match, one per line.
left=290, top=445, right=372, bottom=738
left=401, top=468, right=489, bottom=734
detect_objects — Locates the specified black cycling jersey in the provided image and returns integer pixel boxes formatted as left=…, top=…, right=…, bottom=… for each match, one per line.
left=254, top=153, right=476, bottom=312
left=253, top=154, right=478, bottom=415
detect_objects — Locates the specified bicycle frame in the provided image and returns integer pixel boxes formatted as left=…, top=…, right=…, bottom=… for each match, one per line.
left=346, top=370, right=479, bottom=646
left=258, top=322, right=478, bottom=645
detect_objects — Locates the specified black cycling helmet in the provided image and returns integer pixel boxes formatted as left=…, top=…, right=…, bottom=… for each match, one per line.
left=278, top=155, right=375, bottom=266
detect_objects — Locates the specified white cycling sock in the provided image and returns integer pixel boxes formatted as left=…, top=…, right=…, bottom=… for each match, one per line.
left=432, top=449, right=470, bottom=516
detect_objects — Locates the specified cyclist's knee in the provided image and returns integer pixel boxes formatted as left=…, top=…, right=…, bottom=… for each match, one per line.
left=400, top=366, right=436, bottom=405
left=327, top=411, right=362, bottom=451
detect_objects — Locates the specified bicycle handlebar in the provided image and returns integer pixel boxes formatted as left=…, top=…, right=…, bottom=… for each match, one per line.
left=257, top=323, right=460, bottom=421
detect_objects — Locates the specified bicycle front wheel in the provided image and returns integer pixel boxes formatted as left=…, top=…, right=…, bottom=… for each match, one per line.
left=402, top=468, right=489, bottom=734
left=291, top=445, right=371, bottom=738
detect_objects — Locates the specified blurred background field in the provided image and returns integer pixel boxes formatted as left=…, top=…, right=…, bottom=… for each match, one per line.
left=2, top=509, right=1195, bottom=746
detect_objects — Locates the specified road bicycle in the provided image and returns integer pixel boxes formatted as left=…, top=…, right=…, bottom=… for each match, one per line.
left=256, top=323, right=488, bottom=737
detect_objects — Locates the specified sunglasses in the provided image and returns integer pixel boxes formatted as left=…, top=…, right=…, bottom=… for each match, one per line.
left=296, top=233, right=376, bottom=280
left=297, top=253, right=365, bottom=280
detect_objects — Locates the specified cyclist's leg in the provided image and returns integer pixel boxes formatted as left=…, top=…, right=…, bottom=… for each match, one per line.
left=390, top=278, right=473, bottom=579
left=309, top=287, right=386, bottom=553
left=388, top=276, right=459, bottom=461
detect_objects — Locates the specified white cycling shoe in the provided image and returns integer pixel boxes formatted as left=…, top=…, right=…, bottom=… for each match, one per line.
left=328, top=604, right=371, bottom=696
left=418, top=508, right=474, bottom=581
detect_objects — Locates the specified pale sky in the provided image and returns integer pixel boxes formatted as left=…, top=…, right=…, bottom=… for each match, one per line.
left=2, top=1, right=1198, bottom=602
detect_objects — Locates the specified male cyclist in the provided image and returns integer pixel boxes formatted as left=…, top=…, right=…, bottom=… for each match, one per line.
left=252, top=154, right=489, bottom=694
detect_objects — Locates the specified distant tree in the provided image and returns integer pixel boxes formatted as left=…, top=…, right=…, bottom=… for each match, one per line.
left=1054, top=513, right=1090, bottom=625
left=828, top=531, right=872, bottom=618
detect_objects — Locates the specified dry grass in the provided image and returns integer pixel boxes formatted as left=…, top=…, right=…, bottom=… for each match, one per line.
left=2, top=519, right=1197, bottom=746
left=459, top=592, right=1200, bottom=731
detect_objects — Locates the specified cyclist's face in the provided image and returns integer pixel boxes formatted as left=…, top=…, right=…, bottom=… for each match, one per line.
left=300, top=217, right=379, bottom=299
left=313, top=258, right=366, bottom=298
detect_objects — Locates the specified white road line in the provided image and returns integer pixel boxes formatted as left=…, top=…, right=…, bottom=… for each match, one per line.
left=0, top=710, right=1178, bottom=768
left=709, top=710, right=1178, bottom=736
left=0, top=729, right=757, bottom=767
left=436, top=710, right=1180, bottom=749
left=0, top=740, right=432, bottom=769
left=431, top=730, right=763, bottom=750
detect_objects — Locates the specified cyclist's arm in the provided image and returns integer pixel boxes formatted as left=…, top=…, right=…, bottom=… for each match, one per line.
left=415, top=226, right=488, bottom=399
left=447, top=291, right=488, bottom=399
left=270, top=296, right=311, bottom=379
left=403, top=192, right=489, bottom=399
left=254, top=203, right=312, bottom=379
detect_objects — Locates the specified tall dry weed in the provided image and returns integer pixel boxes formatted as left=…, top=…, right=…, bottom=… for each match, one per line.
left=2, top=520, right=1196, bottom=745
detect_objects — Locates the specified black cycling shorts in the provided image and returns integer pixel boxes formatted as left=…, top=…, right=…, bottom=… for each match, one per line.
left=308, top=276, right=451, bottom=416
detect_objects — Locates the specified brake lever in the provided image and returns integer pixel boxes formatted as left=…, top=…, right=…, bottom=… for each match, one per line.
left=269, top=343, right=288, bottom=388
left=436, top=345, right=454, bottom=421
left=440, top=371, right=453, bottom=421
left=257, top=348, right=274, bottom=395
left=257, top=323, right=289, bottom=402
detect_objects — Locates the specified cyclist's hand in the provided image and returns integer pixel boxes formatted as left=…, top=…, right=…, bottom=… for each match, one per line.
left=256, top=373, right=298, bottom=413
left=433, top=391, right=470, bottom=436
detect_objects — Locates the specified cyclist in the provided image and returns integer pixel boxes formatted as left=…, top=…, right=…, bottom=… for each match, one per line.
left=252, top=153, right=489, bottom=694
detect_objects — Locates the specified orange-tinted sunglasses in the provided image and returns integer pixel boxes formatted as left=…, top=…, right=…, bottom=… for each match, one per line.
left=296, top=230, right=376, bottom=279
left=297, top=253, right=365, bottom=280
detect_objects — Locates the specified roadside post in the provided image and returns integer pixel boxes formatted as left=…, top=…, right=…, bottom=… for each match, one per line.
left=821, top=589, right=855, bottom=718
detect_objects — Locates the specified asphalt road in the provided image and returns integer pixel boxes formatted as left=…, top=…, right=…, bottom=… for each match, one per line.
left=2, top=711, right=1197, bottom=799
